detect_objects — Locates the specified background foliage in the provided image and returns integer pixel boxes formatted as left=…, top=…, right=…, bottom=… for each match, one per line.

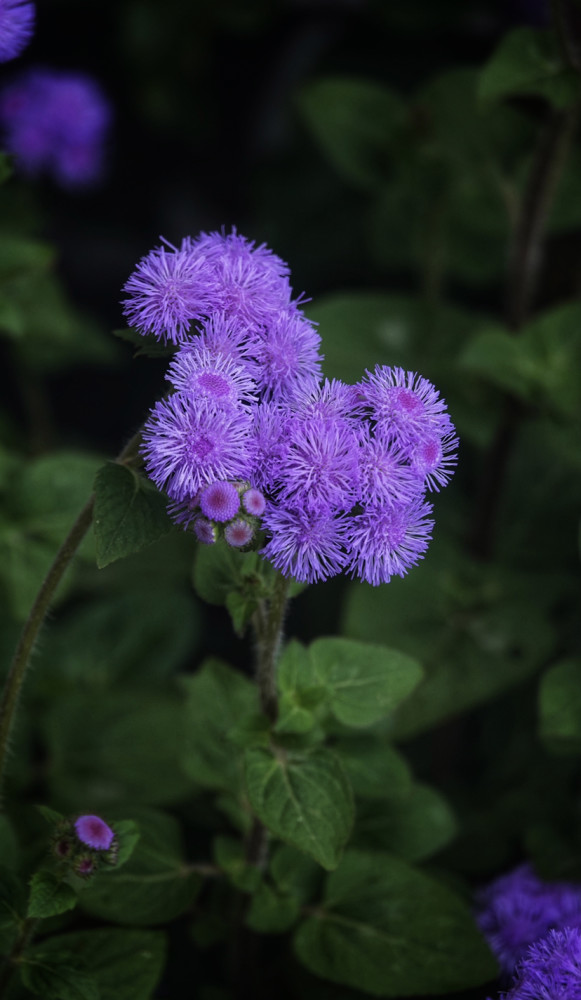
left=1, top=0, right=581, bottom=998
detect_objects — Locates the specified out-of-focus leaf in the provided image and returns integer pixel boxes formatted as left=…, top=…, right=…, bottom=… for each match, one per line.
left=478, top=27, right=580, bottom=108
left=353, top=783, right=457, bottom=861
left=539, top=659, right=581, bottom=754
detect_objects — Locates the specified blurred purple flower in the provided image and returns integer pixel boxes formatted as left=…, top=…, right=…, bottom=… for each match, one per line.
left=74, top=814, right=114, bottom=851
left=476, top=864, right=581, bottom=976
left=0, top=0, right=34, bottom=63
left=0, top=67, right=110, bottom=186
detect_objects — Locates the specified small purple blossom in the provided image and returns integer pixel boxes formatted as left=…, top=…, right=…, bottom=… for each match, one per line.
left=279, top=417, right=361, bottom=511
left=248, top=401, right=290, bottom=492
left=243, top=487, right=266, bottom=517
left=199, top=481, right=240, bottom=522
left=409, top=428, right=459, bottom=492
left=358, top=366, right=453, bottom=446
left=74, top=815, right=114, bottom=851
left=256, top=310, right=323, bottom=401
left=0, top=0, right=34, bottom=62
left=194, top=517, right=217, bottom=544
left=166, top=345, right=257, bottom=405
left=0, top=68, right=110, bottom=186
left=497, top=928, right=581, bottom=1000
left=347, top=498, right=434, bottom=586
left=476, top=864, right=581, bottom=976
left=287, top=376, right=358, bottom=423
left=142, top=393, right=253, bottom=501
left=225, top=519, right=254, bottom=547
left=123, top=246, right=213, bottom=344
left=261, top=504, right=348, bottom=583
left=358, top=428, right=424, bottom=508
left=195, top=312, right=261, bottom=369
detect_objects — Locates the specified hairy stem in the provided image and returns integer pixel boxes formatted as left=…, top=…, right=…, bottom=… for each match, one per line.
left=253, top=571, right=290, bottom=725
left=471, top=105, right=577, bottom=558
left=0, top=429, right=143, bottom=802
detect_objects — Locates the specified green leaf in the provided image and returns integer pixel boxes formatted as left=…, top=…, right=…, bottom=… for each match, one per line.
left=334, top=738, right=413, bottom=801
left=180, top=659, right=258, bottom=791
left=294, top=850, right=497, bottom=996
left=245, top=882, right=300, bottom=934
left=0, top=864, right=26, bottom=930
left=24, top=928, right=166, bottom=1000
left=310, top=638, right=423, bottom=728
left=44, top=691, right=191, bottom=808
left=80, top=809, right=200, bottom=926
left=270, top=845, right=323, bottom=905
left=93, top=462, right=173, bottom=569
left=539, top=659, right=581, bottom=754
left=37, top=806, right=66, bottom=826
left=478, top=27, right=581, bottom=109
left=298, top=76, right=405, bottom=190
left=460, top=304, right=581, bottom=418
left=354, top=784, right=457, bottom=861
left=27, top=872, right=78, bottom=919
left=276, top=641, right=323, bottom=734
left=110, top=821, right=141, bottom=871
left=244, top=746, right=354, bottom=870
left=193, top=545, right=274, bottom=632
left=0, top=235, right=54, bottom=279
left=21, top=960, right=99, bottom=1000
left=213, top=836, right=261, bottom=893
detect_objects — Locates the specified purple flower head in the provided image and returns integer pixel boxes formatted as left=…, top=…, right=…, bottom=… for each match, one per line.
left=199, top=481, right=240, bottom=522
left=0, top=68, right=110, bottom=186
left=499, top=928, right=581, bottom=1000
left=74, top=815, right=114, bottom=851
left=0, top=0, right=34, bottom=62
left=123, top=245, right=213, bottom=344
left=358, top=366, right=453, bottom=447
left=257, top=310, right=323, bottom=401
left=279, top=417, right=361, bottom=511
left=476, top=864, right=581, bottom=976
left=194, top=311, right=261, bottom=370
left=261, top=503, right=348, bottom=583
left=359, top=427, right=424, bottom=508
left=347, top=497, right=434, bottom=586
left=409, top=428, right=459, bottom=492
left=185, top=228, right=293, bottom=328
left=194, top=517, right=217, bottom=544
left=248, top=401, right=291, bottom=492
left=225, top=519, right=254, bottom=547
left=287, top=376, right=358, bottom=423
left=142, top=393, right=253, bottom=501
left=243, top=487, right=266, bottom=517
left=166, top=345, right=257, bottom=406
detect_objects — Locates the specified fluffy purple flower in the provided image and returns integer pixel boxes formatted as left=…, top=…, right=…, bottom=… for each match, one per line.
left=476, top=864, right=581, bottom=976
left=74, top=815, right=114, bottom=851
left=248, top=401, right=290, bottom=492
left=123, top=246, right=213, bottom=344
left=199, top=481, right=240, bottom=522
left=257, top=310, right=323, bottom=400
left=142, top=393, right=253, bottom=500
left=0, top=68, right=110, bottom=186
left=225, top=519, right=254, bottom=547
left=195, top=312, right=261, bottom=369
left=287, top=376, right=358, bottom=423
left=279, top=417, right=361, bottom=511
left=166, top=345, right=257, bottom=405
left=497, top=928, right=581, bottom=1000
left=359, top=428, right=424, bottom=508
left=409, top=428, right=459, bottom=492
left=242, top=487, right=266, bottom=517
left=261, top=504, right=348, bottom=583
left=347, top=497, right=434, bottom=586
left=0, top=0, right=34, bottom=63
left=358, top=366, right=453, bottom=446
left=185, top=228, right=294, bottom=328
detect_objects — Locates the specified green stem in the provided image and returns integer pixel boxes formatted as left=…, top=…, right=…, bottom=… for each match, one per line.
left=253, top=571, right=290, bottom=725
left=0, top=917, right=37, bottom=998
left=0, top=429, right=143, bottom=802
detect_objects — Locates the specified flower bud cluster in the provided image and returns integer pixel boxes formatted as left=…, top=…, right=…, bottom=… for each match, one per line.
left=124, top=229, right=459, bottom=585
left=51, top=813, right=118, bottom=881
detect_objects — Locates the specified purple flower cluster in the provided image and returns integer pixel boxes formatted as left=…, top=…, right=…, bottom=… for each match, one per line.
left=0, top=0, right=34, bottom=63
left=126, top=230, right=458, bottom=584
left=491, top=928, right=581, bottom=1000
left=50, top=812, right=118, bottom=881
left=0, top=67, right=110, bottom=187
left=476, top=863, right=581, bottom=976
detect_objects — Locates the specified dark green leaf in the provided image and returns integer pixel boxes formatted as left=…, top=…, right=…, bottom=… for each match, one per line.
left=270, top=845, right=323, bottom=905
left=0, top=864, right=26, bottom=930
left=245, top=882, right=300, bottom=934
left=334, top=738, right=413, bottom=801
left=539, top=659, right=581, bottom=753
left=180, top=659, right=257, bottom=791
left=244, top=746, right=354, bottom=870
left=213, top=836, right=261, bottom=893
left=294, top=850, right=497, bottom=995
left=21, top=960, right=99, bottom=1000
left=276, top=641, right=322, bottom=734
left=110, top=821, right=141, bottom=871
left=80, top=809, right=200, bottom=926
left=298, top=77, right=405, bottom=190
left=354, top=784, right=457, bottom=861
left=310, top=638, right=423, bottom=728
left=478, top=28, right=580, bottom=108
left=27, top=872, right=78, bottom=919
left=24, top=928, right=166, bottom=1000
left=93, top=462, right=173, bottom=569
